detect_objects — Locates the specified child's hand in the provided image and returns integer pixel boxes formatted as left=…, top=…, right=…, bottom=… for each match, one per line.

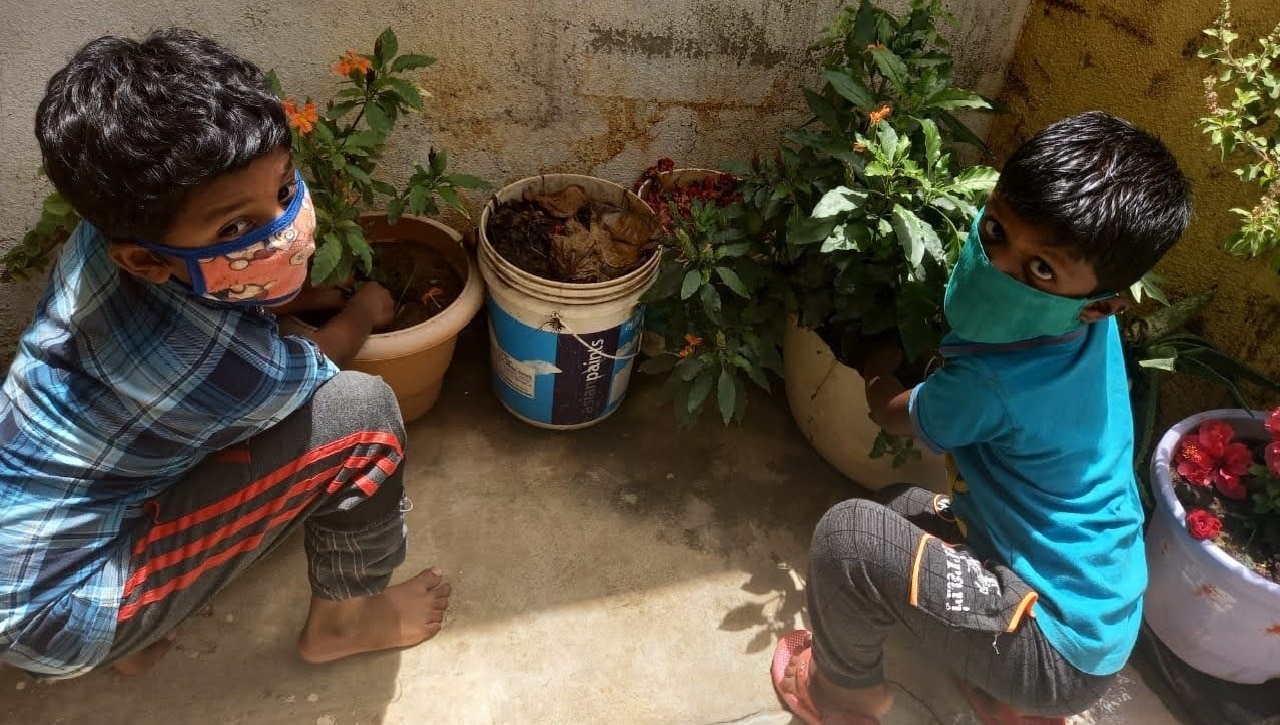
left=347, top=282, right=396, bottom=330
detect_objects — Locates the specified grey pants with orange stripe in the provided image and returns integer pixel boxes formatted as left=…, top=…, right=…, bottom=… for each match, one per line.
left=104, top=371, right=409, bottom=666
left=807, top=484, right=1114, bottom=717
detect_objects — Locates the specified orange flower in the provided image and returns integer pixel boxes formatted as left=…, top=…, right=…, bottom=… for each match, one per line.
left=333, top=49, right=373, bottom=77
left=282, top=98, right=318, bottom=134
left=865, top=43, right=885, bottom=52
left=678, top=347, right=694, bottom=359
left=869, top=104, right=893, bottom=126
left=684, top=334, right=703, bottom=347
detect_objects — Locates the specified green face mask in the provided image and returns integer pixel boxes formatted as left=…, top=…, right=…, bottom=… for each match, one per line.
left=943, top=210, right=1107, bottom=345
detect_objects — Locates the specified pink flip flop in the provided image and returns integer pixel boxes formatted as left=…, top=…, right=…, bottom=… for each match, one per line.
left=771, top=630, right=880, bottom=725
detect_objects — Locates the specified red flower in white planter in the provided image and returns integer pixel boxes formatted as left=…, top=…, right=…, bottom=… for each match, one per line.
left=1185, top=509, right=1223, bottom=540
left=1176, top=420, right=1253, bottom=496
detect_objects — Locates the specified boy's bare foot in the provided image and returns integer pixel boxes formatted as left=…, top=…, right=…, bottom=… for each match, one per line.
left=297, top=568, right=451, bottom=664
left=779, top=655, right=895, bottom=722
left=111, top=635, right=176, bottom=676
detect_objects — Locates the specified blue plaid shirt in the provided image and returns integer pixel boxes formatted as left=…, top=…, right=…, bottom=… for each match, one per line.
left=0, top=223, right=337, bottom=677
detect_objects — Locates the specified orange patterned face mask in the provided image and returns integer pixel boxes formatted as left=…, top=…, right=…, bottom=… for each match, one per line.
left=138, top=172, right=316, bottom=306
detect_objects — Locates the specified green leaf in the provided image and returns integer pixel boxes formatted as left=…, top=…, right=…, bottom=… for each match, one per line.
left=891, top=204, right=944, bottom=267
left=870, top=47, right=909, bottom=92
left=447, top=173, right=491, bottom=190
left=717, top=369, right=736, bottom=425
left=364, top=102, right=392, bottom=133
left=372, top=180, right=399, bottom=197
left=327, top=100, right=360, bottom=120
left=896, top=281, right=938, bottom=361
left=310, top=238, right=343, bottom=285
left=700, top=284, right=723, bottom=323
left=877, top=123, right=899, bottom=160
left=677, top=357, right=706, bottom=381
left=922, top=87, right=992, bottom=111
left=680, top=270, right=701, bottom=299
left=804, top=88, right=842, bottom=130
left=264, top=70, right=285, bottom=99
left=920, top=118, right=942, bottom=170
left=822, top=70, right=876, bottom=110
left=391, top=53, right=436, bottom=72
left=688, top=370, right=714, bottom=413
left=440, top=186, right=466, bottom=215
left=386, top=197, right=405, bottom=225
left=788, top=214, right=842, bottom=246
left=42, top=194, right=73, bottom=216
left=716, top=267, right=750, bottom=297
left=346, top=228, right=374, bottom=273
left=375, top=28, right=398, bottom=66
left=385, top=78, right=423, bottom=109
left=947, top=166, right=1000, bottom=196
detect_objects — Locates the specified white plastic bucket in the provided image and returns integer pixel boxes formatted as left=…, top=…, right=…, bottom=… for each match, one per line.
left=478, top=174, right=659, bottom=429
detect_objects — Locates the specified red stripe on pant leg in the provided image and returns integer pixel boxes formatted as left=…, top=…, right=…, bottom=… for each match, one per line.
left=330, top=456, right=400, bottom=496
left=122, top=462, right=346, bottom=597
left=131, top=431, right=401, bottom=555
left=117, top=491, right=322, bottom=623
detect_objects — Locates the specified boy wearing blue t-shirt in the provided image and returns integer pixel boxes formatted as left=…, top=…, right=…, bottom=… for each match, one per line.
left=772, top=112, right=1192, bottom=723
left=1, top=30, right=450, bottom=679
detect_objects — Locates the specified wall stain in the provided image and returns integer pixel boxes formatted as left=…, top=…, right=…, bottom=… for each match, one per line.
left=587, top=12, right=789, bottom=67
left=1098, top=5, right=1156, bottom=46
left=1039, top=0, right=1088, bottom=17
left=1080, top=51, right=1096, bottom=69
left=1182, top=34, right=1205, bottom=59
left=1144, top=69, right=1173, bottom=100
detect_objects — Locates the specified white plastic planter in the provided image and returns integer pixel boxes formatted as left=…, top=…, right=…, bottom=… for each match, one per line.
left=1144, top=409, right=1280, bottom=684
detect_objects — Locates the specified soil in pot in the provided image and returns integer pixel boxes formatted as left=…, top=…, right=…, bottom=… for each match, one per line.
left=1172, top=448, right=1280, bottom=584
left=297, top=240, right=464, bottom=332
left=487, top=184, right=658, bottom=284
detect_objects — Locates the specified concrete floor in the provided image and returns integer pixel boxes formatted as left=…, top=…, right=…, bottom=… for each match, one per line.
left=2, top=324, right=1188, bottom=725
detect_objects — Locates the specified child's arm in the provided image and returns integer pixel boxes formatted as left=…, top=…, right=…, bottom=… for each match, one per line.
left=304, top=283, right=395, bottom=366
left=863, top=344, right=914, bottom=437
left=271, top=286, right=348, bottom=317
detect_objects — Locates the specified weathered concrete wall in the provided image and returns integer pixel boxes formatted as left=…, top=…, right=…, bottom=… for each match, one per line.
left=0, top=0, right=1028, bottom=359
left=986, top=0, right=1280, bottom=421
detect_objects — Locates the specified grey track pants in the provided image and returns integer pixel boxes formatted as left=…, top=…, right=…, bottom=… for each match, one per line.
left=807, top=484, right=1115, bottom=717
left=103, top=371, right=409, bottom=666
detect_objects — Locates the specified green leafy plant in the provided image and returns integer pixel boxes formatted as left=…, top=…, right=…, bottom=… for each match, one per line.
left=636, top=165, right=786, bottom=425
left=1198, top=2, right=1280, bottom=273
left=1, top=191, right=79, bottom=282
left=274, top=28, right=489, bottom=286
left=734, top=0, right=997, bottom=372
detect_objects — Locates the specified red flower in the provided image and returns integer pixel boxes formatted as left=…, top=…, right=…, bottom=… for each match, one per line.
left=1185, top=508, right=1223, bottom=540
left=656, top=158, right=675, bottom=174
left=1267, top=408, right=1280, bottom=439
left=1176, top=421, right=1253, bottom=493
left=1198, top=420, right=1235, bottom=457
left=1267, top=441, right=1280, bottom=478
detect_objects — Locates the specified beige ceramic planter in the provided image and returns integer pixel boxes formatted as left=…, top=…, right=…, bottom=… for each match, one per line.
left=286, top=214, right=484, bottom=423
left=783, top=318, right=948, bottom=492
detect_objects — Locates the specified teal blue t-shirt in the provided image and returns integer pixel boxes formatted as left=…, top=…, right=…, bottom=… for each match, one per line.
left=908, top=318, right=1145, bottom=676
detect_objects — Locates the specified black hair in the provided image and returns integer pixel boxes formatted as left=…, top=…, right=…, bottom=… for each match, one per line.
left=35, top=28, right=290, bottom=241
left=996, top=111, right=1192, bottom=293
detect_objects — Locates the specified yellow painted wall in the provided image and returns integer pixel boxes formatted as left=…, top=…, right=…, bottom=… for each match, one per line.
left=986, top=0, right=1280, bottom=421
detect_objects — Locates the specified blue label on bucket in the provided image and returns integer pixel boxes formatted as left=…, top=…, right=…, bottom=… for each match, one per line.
left=488, top=298, right=643, bottom=427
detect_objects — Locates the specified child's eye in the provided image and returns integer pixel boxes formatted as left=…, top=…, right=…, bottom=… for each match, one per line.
left=278, top=178, right=299, bottom=205
left=981, top=216, right=1006, bottom=244
left=1029, top=257, right=1056, bottom=282
left=218, top=219, right=253, bottom=240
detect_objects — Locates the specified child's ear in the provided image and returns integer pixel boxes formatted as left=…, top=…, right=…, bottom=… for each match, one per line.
left=107, top=242, right=179, bottom=284
left=1079, top=296, right=1131, bottom=324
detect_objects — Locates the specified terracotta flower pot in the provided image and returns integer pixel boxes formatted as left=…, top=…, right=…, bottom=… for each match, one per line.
left=1145, top=409, right=1280, bottom=684
left=783, top=318, right=948, bottom=492
left=286, top=214, right=484, bottom=423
